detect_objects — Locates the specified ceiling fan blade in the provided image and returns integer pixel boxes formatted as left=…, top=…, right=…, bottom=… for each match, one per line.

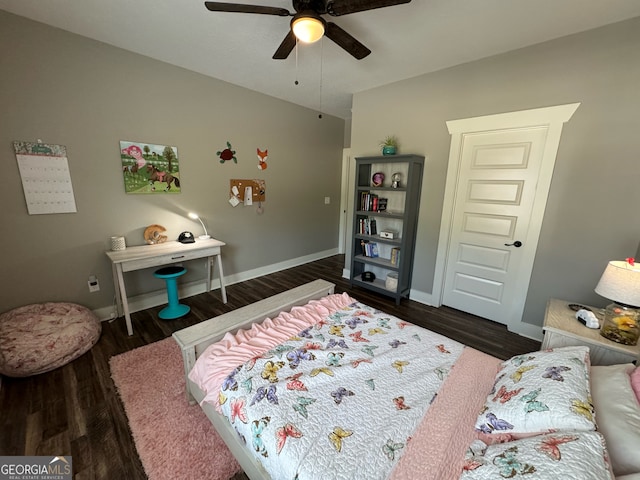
left=325, top=22, right=371, bottom=59
left=204, top=2, right=291, bottom=16
left=273, top=30, right=297, bottom=59
left=326, top=0, right=411, bottom=16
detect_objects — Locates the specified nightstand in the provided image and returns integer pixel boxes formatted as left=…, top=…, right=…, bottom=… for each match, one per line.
left=542, top=298, right=639, bottom=365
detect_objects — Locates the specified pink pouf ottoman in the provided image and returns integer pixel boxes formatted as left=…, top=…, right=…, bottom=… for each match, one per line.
left=0, top=302, right=101, bottom=377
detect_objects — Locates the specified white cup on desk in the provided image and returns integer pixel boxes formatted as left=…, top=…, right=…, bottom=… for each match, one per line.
left=110, top=236, right=126, bottom=251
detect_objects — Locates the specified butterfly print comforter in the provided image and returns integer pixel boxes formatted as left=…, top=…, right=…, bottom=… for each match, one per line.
left=218, top=301, right=464, bottom=480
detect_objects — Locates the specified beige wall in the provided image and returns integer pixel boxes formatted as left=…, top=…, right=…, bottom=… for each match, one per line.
left=0, top=11, right=344, bottom=313
left=350, top=16, right=640, bottom=328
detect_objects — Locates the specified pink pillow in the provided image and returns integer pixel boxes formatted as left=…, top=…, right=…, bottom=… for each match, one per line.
left=632, top=367, right=640, bottom=403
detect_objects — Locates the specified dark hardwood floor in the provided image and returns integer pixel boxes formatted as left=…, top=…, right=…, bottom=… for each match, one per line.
left=0, top=254, right=540, bottom=479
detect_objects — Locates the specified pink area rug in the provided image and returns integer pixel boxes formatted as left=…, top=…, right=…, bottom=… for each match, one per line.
left=110, top=338, right=241, bottom=480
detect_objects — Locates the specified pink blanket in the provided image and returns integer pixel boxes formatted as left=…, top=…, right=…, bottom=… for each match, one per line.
left=391, top=348, right=501, bottom=480
left=189, top=292, right=356, bottom=410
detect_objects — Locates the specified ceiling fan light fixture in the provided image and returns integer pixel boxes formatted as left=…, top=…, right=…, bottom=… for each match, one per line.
left=291, top=15, right=325, bottom=43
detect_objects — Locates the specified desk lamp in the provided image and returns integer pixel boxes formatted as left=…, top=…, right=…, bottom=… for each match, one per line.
left=594, top=259, right=640, bottom=346
left=188, top=212, right=211, bottom=239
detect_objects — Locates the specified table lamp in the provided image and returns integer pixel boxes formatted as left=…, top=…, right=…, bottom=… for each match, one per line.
left=188, top=212, right=211, bottom=239
left=594, top=259, right=640, bottom=346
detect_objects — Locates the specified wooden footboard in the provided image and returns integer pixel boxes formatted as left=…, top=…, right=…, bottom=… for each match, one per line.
left=172, top=279, right=335, bottom=403
left=189, top=378, right=272, bottom=480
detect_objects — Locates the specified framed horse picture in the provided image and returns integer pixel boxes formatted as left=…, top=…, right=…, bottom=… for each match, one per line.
left=120, top=140, right=181, bottom=194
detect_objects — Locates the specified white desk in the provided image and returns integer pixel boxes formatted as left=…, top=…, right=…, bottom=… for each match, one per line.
left=106, top=238, right=227, bottom=335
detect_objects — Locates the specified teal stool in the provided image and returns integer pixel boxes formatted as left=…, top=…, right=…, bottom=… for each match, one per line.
left=154, top=266, right=190, bottom=320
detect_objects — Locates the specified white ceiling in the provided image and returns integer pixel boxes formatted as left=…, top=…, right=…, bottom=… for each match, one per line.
left=2, top=0, right=640, bottom=119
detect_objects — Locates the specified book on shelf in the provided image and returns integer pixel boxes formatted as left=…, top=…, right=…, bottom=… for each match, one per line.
left=360, top=192, right=377, bottom=211
left=360, top=193, right=388, bottom=213
left=357, top=217, right=377, bottom=235
left=360, top=239, right=369, bottom=255
left=390, top=247, right=401, bottom=265
left=360, top=191, right=369, bottom=211
left=360, top=240, right=379, bottom=258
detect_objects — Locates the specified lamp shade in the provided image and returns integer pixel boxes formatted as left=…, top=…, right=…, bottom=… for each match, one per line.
left=594, top=260, right=640, bottom=307
left=292, top=16, right=325, bottom=43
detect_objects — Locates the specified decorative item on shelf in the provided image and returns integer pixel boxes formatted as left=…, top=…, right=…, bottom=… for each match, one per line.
left=594, top=258, right=640, bottom=346
left=380, top=230, right=396, bottom=239
left=361, top=271, right=376, bottom=282
left=188, top=212, right=211, bottom=239
left=391, top=172, right=402, bottom=188
left=385, top=273, right=398, bottom=291
left=371, top=172, right=385, bottom=187
left=379, top=135, right=398, bottom=156
left=143, top=224, right=167, bottom=245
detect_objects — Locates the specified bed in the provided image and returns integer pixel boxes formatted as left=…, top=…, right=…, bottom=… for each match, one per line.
left=173, top=279, right=640, bottom=480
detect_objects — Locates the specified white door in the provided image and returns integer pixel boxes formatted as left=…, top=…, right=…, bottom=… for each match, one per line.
left=435, top=104, right=579, bottom=335
left=442, top=127, right=547, bottom=324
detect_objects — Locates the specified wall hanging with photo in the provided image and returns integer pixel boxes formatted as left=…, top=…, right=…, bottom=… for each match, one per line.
left=120, top=140, right=181, bottom=194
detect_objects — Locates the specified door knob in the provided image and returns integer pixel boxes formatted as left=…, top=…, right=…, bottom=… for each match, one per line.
left=504, top=241, right=523, bottom=247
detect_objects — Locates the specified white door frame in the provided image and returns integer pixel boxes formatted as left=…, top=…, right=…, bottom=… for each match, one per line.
left=338, top=148, right=352, bottom=255
left=432, top=103, right=580, bottom=338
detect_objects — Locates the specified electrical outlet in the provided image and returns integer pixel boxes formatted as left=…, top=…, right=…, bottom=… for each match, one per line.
left=88, top=275, right=100, bottom=293
left=324, top=196, right=330, bottom=204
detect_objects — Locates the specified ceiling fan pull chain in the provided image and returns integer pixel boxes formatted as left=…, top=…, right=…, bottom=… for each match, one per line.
left=318, top=38, right=323, bottom=119
left=294, top=38, right=299, bottom=85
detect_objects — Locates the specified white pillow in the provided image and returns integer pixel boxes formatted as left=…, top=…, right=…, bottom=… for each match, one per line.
left=591, top=363, right=640, bottom=477
left=474, top=346, right=595, bottom=435
left=461, top=431, right=613, bottom=479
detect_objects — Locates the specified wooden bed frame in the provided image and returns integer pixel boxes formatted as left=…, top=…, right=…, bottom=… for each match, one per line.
left=172, top=281, right=640, bottom=480
left=172, top=279, right=336, bottom=480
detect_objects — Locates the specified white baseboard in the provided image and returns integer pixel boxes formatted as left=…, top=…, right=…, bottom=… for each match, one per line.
left=94, top=248, right=338, bottom=321
left=117, top=254, right=542, bottom=342
left=339, top=269, right=541, bottom=340
left=407, top=288, right=435, bottom=306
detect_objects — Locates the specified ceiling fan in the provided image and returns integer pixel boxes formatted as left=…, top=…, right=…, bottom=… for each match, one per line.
left=204, top=0, right=412, bottom=60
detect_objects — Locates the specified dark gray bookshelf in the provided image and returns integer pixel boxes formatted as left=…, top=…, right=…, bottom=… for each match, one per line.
left=350, top=154, right=424, bottom=304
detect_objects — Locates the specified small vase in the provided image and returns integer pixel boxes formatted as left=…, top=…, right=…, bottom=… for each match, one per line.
left=600, top=303, right=639, bottom=346
left=382, top=146, right=396, bottom=156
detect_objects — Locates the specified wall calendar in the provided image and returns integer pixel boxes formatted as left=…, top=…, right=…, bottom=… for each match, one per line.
left=14, top=141, right=77, bottom=215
